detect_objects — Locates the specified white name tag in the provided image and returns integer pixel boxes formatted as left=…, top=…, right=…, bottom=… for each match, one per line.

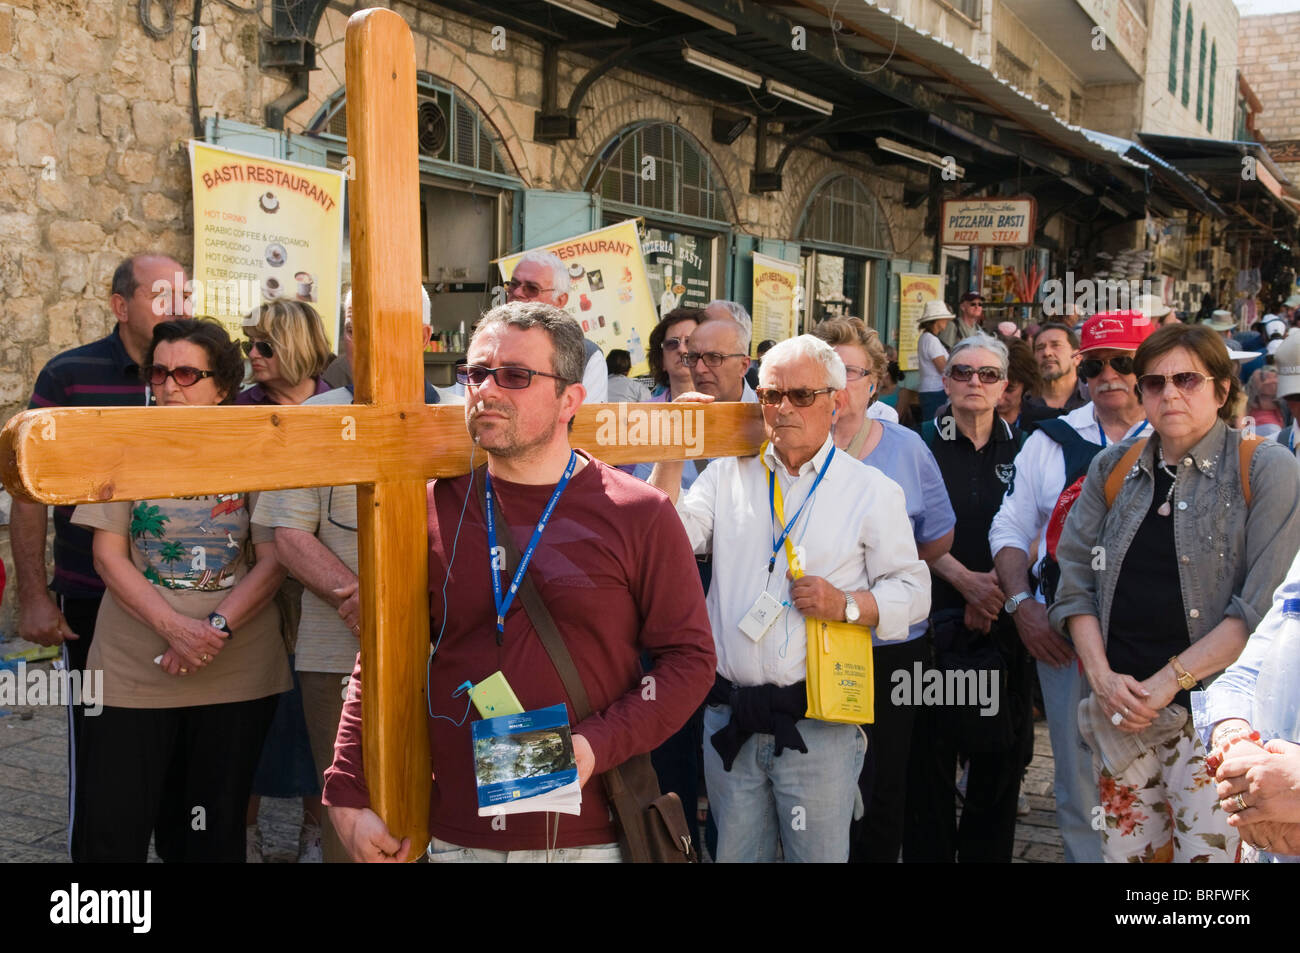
left=738, top=591, right=785, bottom=643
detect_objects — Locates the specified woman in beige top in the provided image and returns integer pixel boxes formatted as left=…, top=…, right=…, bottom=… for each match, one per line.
left=70, top=318, right=290, bottom=862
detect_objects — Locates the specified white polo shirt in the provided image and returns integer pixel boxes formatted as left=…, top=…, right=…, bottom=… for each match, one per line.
left=674, top=434, right=931, bottom=688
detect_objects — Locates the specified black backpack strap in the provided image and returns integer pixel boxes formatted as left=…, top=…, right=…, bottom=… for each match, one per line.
left=1035, top=416, right=1104, bottom=484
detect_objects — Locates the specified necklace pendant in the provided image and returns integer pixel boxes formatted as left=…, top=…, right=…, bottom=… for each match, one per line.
left=1157, top=501, right=1172, bottom=517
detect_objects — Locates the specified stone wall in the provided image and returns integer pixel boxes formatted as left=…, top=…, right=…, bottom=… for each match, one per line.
left=1141, top=0, right=1238, bottom=138
left=0, top=0, right=930, bottom=634
left=1238, top=12, right=1300, bottom=181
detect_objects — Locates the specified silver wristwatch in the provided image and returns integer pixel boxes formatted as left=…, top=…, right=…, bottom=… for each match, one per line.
left=843, top=591, right=861, bottom=623
left=1003, top=591, right=1033, bottom=614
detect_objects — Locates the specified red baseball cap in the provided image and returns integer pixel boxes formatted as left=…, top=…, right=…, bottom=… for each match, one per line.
left=1077, top=310, right=1155, bottom=354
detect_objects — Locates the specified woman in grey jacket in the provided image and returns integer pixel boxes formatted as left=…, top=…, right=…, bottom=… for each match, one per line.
left=1049, top=323, right=1300, bottom=863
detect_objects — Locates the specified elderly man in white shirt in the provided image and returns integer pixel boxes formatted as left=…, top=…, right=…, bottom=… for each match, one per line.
left=650, top=334, right=929, bottom=862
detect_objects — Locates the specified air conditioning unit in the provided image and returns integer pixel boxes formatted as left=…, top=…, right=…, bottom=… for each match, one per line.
left=416, top=93, right=451, bottom=161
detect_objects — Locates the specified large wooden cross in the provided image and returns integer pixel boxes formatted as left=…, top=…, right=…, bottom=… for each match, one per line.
left=2, top=10, right=762, bottom=856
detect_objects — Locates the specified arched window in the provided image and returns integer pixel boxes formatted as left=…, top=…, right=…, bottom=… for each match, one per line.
left=307, top=75, right=513, bottom=178
left=585, top=123, right=728, bottom=221
left=1208, top=42, right=1217, bottom=132
left=1168, top=0, right=1181, bottom=94
left=797, top=175, right=892, bottom=253
left=1182, top=7, right=1193, bottom=107
left=1196, top=27, right=1207, bottom=121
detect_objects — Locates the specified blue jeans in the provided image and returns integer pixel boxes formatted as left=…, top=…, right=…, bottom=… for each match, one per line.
left=703, top=703, right=866, bottom=863
left=1038, top=658, right=1102, bottom=863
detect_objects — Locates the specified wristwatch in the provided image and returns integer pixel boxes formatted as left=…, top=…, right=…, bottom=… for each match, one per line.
left=843, top=591, right=861, bottom=623
left=1003, top=591, right=1033, bottom=614
left=207, top=612, right=232, bottom=638
left=1169, top=655, right=1197, bottom=690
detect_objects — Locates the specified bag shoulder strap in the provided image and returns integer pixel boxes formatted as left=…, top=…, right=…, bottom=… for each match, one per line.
left=1239, top=434, right=1263, bottom=508
left=1104, top=438, right=1148, bottom=509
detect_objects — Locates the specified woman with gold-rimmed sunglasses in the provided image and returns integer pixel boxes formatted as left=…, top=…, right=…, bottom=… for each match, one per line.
left=1050, top=323, right=1300, bottom=863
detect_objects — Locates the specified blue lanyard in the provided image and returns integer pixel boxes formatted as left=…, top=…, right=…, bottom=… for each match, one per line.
left=766, top=446, right=834, bottom=574
left=484, top=451, right=577, bottom=641
left=1095, top=415, right=1147, bottom=448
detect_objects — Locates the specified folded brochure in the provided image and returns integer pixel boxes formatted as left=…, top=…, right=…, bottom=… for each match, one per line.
left=472, top=703, right=582, bottom=817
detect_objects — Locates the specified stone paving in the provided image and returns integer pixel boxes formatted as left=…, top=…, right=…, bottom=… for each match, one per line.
left=0, top=646, right=1065, bottom=863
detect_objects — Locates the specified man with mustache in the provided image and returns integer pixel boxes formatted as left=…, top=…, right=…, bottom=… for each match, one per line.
left=988, top=310, right=1153, bottom=863
left=322, top=301, right=715, bottom=862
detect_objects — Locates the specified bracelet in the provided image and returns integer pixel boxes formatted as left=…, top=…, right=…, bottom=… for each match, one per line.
left=1204, top=730, right=1262, bottom=776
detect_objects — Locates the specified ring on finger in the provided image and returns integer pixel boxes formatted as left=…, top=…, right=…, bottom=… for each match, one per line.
left=1111, top=710, right=1124, bottom=726
left=1231, top=793, right=1248, bottom=813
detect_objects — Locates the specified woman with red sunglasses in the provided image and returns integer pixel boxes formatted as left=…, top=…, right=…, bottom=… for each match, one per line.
left=69, top=319, right=289, bottom=861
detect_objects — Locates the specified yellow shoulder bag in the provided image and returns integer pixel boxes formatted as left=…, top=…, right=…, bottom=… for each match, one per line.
left=772, top=466, right=875, bottom=724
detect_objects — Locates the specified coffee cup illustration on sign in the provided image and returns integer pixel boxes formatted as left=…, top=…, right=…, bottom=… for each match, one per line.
left=265, top=243, right=287, bottom=267
left=259, top=191, right=279, bottom=213
left=295, top=271, right=315, bottom=302
left=262, top=276, right=282, bottom=300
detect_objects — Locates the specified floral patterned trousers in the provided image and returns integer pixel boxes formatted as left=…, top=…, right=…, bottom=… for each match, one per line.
left=1095, top=717, right=1239, bottom=863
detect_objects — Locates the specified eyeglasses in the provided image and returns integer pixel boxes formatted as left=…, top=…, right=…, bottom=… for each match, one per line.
left=242, top=339, right=274, bottom=359
left=144, top=365, right=215, bottom=387
left=505, top=278, right=554, bottom=300
left=456, top=363, right=574, bottom=389
left=1138, top=372, right=1215, bottom=397
left=755, top=386, right=835, bottom=407
left=947, top=364, right=1005, bottom=384
left=843, top=364, right=872, bottom=383
left=1078, top=355, right=1135, bottom=379
left=660, top=336, right=689, bottom=352
left=683, top=351, right=748, bottom=368
left=327, top=486, right=356, bottom=533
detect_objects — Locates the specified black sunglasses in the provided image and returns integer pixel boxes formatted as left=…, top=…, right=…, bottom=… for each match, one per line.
left=456, top=364, right=574, bottom=389
left=241, top=339, right=274, bottom=359
left=755, top=386, right=835, bottom=408
left=947, top=364, right=1004, bottom=384
left=1078, top=355, right=1135, bottom=379
left=144, top=365, right=215, bottom=388
left=504, top=278, right=553, bottom=299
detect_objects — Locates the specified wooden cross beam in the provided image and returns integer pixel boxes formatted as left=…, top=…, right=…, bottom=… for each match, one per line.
left=1, top=9, right=763, bottom=858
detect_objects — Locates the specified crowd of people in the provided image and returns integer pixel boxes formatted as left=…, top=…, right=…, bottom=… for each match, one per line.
left=12, top=248, right=1300, bottom=863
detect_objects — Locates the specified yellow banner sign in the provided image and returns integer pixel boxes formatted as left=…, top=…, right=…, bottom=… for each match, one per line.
left=498, top=219, right=657, bottom=378
left=898, top=273, right=942, bottom=372
left=188, top=141, right=346, bottom=350
left=751, top=252, right=801, bottom=355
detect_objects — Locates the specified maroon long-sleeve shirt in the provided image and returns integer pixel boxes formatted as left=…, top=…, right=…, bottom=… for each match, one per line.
left=322, top=452, right=715, bottom=851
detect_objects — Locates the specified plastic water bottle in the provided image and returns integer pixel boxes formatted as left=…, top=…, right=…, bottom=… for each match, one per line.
left=1252, top=598, right=1300, bottom=743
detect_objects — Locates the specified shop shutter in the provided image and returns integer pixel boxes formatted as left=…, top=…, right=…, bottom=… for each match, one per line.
left=519, top=189, right=602, bottom=250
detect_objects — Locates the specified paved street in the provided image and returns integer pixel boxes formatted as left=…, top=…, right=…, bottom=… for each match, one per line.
left=0, top=641, right=1064, bottom=864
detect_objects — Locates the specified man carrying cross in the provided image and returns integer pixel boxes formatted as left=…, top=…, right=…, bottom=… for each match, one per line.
left=322, top=300, right=716, bottom=862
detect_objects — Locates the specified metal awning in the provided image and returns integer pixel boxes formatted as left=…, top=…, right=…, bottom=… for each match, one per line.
left=1138, top=133, right=1299, bottom=227
left=1079, top=129, right=1227, bottom=218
